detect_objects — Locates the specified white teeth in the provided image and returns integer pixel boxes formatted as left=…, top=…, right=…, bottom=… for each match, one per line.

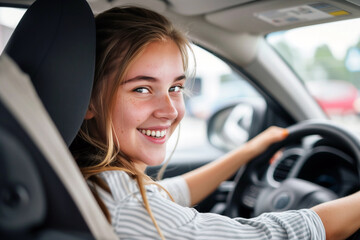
left=140, top=129, right=166, bottom=138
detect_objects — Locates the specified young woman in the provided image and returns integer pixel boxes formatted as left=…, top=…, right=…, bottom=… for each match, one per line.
left=71, top=6, right=360, bottom=240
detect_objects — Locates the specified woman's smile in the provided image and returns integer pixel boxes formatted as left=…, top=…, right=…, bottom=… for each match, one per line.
left=137, top=128, right=167, bottom=139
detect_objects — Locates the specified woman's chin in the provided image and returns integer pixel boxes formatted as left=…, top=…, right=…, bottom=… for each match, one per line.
left=146, top=157, right=166, bottom=167
left=133, top=154, right=166, bottom=169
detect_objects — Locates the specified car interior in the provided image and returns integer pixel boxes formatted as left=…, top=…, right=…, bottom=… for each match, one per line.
left=0, top=0, right=116, bottom=239
left=1, top=0, right=360, bottom=239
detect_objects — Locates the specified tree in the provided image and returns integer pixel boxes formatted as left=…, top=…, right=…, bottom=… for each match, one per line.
left=273, top=41, right=310, bottom=81
left=344, top=37, right=360, bottom=88
left=310, top=44, right=349, bottom=82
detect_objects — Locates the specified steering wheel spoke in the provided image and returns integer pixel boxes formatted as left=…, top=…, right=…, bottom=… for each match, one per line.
left=254, top=178, right=337, bottom=216
left=225, top=120, right=360, bottom=221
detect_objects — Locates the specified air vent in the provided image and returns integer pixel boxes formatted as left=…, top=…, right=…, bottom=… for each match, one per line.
left=273, top=154, right=299, bottom=182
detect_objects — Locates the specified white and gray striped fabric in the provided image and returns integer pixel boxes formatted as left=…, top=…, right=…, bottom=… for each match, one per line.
left=98, top=170, right=325, bottom=240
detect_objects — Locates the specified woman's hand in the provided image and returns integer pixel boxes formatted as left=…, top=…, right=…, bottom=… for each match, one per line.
left=245, top=126, right=289, bottom=157
left=183, top=126, right=288, bottom=206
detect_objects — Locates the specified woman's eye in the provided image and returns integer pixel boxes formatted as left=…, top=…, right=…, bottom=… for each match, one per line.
left=133, top=87, right=150, bottom=94
left=169, top=85, right=184, bottom=92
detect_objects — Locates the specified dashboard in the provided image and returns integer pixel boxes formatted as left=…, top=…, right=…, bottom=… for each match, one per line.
left=266, top=136, right=359, bottom=198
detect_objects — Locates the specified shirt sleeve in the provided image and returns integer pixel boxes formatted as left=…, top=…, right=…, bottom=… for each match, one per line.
left=112, top=196, right=326, bottom=240
left=234, top=209, right=325, bottom=239
left=100, top=171, right=326, bottom=239
left=158, top=176, right=191, bottom=207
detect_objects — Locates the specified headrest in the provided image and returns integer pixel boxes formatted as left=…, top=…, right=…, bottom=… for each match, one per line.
left=5, top=0, right=95, bottom=146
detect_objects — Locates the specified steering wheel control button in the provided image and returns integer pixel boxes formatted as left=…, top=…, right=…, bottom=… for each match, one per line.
left=273, top=192, right=291, bottom=210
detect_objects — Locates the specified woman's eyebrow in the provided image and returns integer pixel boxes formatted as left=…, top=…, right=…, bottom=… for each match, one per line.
left=123, top=75, right=156, bottom=84
left=123, top=74, right=186, bottom=84
left=175, top=74, right=186, bottom=81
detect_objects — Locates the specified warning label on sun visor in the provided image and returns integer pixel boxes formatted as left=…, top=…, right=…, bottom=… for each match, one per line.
left=255, top=2, right=350, bottom=26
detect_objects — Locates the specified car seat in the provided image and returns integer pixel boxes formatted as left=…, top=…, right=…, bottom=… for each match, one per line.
left=0, top=0, right=116, bottom=239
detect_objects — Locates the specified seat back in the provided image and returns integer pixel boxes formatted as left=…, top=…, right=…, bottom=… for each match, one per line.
left=5, top=0, right=95, bottom=146
left=0, top=0, right=116, bottom=239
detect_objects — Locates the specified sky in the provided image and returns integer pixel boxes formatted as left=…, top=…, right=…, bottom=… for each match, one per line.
left=267, top=18, right=360, bottom=60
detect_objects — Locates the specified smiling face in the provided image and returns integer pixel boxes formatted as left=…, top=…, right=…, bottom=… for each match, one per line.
left=112, top=40, right=186, bottom=171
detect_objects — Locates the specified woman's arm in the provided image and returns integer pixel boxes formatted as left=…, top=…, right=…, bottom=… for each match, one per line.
left=183, top=126, right=288, bottom=206
left=312, top=191, right=360, bottom=240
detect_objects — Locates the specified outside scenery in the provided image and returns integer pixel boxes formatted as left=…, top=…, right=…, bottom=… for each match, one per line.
left=267, top=18, right=360, bottom=133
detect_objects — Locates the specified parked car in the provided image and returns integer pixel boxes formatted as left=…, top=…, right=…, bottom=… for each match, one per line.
left=305, top=80, right=359, bottom=115
left=1, top=0, right=360, bottom=239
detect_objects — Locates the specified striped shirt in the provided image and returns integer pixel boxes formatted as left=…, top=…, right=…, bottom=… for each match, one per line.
left=99, top=170, right=325, bottom=239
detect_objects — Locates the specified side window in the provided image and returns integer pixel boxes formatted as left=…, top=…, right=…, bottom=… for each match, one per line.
left=0, top=7, right=26, bottom=54
left=170, top=45, right=263, bottom=153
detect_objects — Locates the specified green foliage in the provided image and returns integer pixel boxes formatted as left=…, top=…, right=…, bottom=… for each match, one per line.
left=310, top=44, right=350, bottom=83
left=272, top=37, right=360, bottom=88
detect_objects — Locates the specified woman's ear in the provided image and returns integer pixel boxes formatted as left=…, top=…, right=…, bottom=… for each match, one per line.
left=84, top=104, right=95, bottom=119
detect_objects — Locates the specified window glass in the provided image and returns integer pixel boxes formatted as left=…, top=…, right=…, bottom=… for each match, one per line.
left=267, top=18, right=360, bottom=133
left=0, top=7, right=26, bottom=54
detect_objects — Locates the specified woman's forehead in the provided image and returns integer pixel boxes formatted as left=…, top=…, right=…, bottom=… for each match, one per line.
left=125, top=41, right=184, bottom=79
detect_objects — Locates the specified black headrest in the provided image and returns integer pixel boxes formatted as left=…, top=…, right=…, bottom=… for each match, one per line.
left=5, top=0, right=95, bottom=146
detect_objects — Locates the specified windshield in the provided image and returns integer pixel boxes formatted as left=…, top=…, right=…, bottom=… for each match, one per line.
left=267, top=18, right=360, bottom=133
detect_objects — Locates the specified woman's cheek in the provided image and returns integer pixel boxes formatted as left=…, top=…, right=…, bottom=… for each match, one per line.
left=176, top=99, right=186, bottom=121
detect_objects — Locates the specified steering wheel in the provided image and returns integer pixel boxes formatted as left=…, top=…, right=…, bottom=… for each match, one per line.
left=225, top=120, right=360, bottom=238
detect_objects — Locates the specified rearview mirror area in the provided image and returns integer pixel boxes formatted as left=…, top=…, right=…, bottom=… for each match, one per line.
left=207, top=98, right=267, bottom=151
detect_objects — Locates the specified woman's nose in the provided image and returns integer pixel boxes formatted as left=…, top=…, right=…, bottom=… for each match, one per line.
left=153, top=94, right=178, bottom=120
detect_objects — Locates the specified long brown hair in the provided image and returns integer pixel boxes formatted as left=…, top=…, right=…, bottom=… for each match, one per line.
left=70, top=6, right=193, bottom=239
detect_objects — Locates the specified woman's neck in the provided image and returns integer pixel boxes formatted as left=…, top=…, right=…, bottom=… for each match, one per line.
left=133, top=161, right=147, bottom=173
